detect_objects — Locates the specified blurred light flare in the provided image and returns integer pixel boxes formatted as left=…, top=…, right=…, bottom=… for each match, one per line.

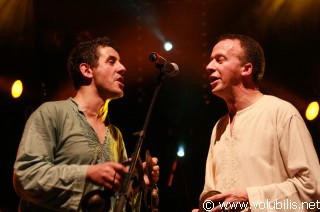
left=306, top=101, right=319, bottom=121
left=163, top=41, right=173, bottom=51
left=177, top=145, right=185, bottom=157
left=258, top=0, right=320, bottom=24
left=0, top=0, right=34, bottom=37
left=11, top=80, right=23, bottom=98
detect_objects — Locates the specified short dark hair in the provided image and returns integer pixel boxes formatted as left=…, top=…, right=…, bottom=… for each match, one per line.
left=217, top=34, right=265, bottom=86
left=67, top=37, right=118, bottom=90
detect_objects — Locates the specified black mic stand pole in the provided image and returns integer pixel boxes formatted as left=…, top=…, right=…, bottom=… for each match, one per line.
left=115, top=72, right=166, bottom=212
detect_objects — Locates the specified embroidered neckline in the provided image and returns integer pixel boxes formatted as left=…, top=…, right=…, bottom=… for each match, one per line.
left=69, top=98, right=114, bottom=164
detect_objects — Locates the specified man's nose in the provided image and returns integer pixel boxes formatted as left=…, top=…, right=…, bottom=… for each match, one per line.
left=118, top=63, right=126, bottom=74
left=206, top=60, right=216, bottom=73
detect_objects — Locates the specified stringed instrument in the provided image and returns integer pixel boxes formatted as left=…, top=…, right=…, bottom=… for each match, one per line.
left=144, top=150, right=159, bottom=212
left=80, top=151, right=157, bottom=212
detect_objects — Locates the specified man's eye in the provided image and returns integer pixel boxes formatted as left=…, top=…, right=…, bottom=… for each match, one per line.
left=108, top=59, right=116, bottom=64
left=217, top=57, right=225, bottom=64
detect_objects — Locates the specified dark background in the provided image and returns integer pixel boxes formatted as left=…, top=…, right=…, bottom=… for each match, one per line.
left=1, top=0, right=320, bottom=211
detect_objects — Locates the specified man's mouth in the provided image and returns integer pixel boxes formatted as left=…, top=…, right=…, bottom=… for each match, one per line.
left=209, top=76, right=220, bottom=83
left=115, top=76, right=124, bottom=89
left=116, top=76, right=124, bottom=84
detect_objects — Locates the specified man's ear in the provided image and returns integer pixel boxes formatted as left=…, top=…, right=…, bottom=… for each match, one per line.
left=241, top=63, right=253, bottom=77
left=79, top=63, right=93, bottom=78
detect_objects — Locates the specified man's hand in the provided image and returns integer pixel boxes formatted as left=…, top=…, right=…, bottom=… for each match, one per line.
left=143, top=157, right=159, bottom=185
left=208, top=189, right=249, bottom=212
left=86, top=162, right=128, bottom=192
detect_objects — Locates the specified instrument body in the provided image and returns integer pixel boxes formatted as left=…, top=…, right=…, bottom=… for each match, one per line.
left=81, top=152, right=158, bottom=212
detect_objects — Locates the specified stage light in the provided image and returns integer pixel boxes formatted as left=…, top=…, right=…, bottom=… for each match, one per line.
left=11, top=79, right=23, bottom=98
left=177, top=145, right=185, bottom=157
left=305, top=101, right=319, bottom=121
left=163, top=41, right=173, bottom=51
left=0, top=0, right=34, bottom=38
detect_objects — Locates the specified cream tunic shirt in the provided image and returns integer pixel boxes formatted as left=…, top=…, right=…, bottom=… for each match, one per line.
left=201, top=95, right=320, bottom=211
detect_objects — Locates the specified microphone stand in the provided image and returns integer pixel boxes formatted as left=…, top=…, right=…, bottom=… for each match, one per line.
left=115, top=72, right=166, bottom=212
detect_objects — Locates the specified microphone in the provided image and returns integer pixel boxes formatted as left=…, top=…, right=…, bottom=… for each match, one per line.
left=149, top=52, right=179, bottom=77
